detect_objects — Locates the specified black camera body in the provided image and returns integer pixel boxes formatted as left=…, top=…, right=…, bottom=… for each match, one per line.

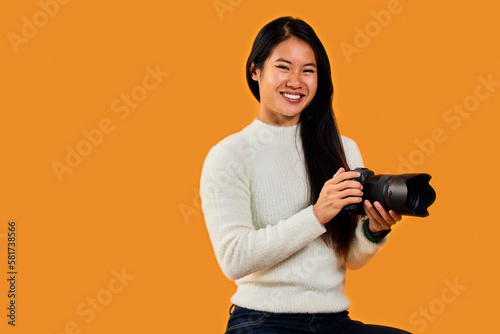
left=343, top=168, right=436, bottom=217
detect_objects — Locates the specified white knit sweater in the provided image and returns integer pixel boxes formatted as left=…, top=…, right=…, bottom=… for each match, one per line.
left=200, top=118, right=387, bottom=313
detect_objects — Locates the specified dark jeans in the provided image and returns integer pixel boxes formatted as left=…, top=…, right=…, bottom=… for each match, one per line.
left=224, top=305, right=412, bottom=334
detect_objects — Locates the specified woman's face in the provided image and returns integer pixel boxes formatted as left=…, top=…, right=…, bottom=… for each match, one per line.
left=251, top=37, right=318, bottom=126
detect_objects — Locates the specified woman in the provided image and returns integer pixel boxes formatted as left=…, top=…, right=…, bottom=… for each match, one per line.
left=200, top=16, right=411, bottom=333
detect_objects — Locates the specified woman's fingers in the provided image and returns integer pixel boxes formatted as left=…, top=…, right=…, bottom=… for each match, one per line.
left=364, top=200, right=380, bottom=220
left=333, top=170, right=360, bottom=182
left=338, top=188, right=363, bottom=199
left=388, top=209, right=402, bottom=222
left=313, top=168, right=365, bottom=225
left=327, top=172, right=362, bottom=189
left=342, top=195, right=363, bottom=205
left=364, top=200, right=402, bottom=232
left=364, top=201, right=385, bottom=232
left=334, top=167, right=345, bottom=176
left=337, top=180, right=363, bottom=191
left=373, top=202, right=395, bottom=223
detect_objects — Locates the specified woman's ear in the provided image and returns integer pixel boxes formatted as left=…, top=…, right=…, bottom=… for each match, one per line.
left=249, top=62, right=260, bottom=81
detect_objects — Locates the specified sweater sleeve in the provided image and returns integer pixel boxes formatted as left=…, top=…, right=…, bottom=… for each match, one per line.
left=200, top=144, right=327, bottom=281
left=342, top=136, right=388, bottom=270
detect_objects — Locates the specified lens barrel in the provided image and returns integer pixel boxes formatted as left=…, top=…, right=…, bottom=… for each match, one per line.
left=344, top=168, right=436, bottom=217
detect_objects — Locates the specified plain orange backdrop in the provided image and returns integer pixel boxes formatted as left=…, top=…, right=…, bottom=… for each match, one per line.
left=1, top=0, right=499, bottom=333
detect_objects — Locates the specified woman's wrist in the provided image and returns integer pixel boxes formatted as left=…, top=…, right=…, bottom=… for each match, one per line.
left=363, top=219, right=391, bottom=243
left=312, top=204, right=326, bottom=225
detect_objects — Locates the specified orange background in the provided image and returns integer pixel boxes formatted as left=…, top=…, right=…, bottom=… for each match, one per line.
left=1, top=0, right=499, bottom=333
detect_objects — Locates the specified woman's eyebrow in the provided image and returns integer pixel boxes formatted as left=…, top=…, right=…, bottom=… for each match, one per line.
left=274, top=58, right=317, bottom=68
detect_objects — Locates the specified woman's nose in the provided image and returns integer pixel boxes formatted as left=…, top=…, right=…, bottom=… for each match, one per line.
left=286, top=72, right=302, bottom=88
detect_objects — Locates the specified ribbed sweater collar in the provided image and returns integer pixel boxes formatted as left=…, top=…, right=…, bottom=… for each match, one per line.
left=249, top=118, right=301, bottom=147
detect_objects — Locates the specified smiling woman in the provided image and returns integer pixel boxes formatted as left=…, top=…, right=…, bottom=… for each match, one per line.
left=249, top=37, right=318, bottom=126
left=200, top=16, right=411, bottom=334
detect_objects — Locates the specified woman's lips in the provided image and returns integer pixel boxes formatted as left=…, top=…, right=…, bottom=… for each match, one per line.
left=280, top=92, right=305, bottom=103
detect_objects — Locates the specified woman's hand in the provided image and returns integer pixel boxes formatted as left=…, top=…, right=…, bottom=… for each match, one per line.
left=363, top=200, right=402, bottom=233
left=312, top=168, right=363, bottom=225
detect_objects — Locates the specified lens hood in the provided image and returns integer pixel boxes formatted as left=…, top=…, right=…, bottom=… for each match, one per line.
left=343, top=168, right=436, bottom=217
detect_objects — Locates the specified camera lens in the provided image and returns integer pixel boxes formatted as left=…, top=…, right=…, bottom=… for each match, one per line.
left=401, top=174, right=436, bottom=216
left=343, top=169, right=436, bottom=217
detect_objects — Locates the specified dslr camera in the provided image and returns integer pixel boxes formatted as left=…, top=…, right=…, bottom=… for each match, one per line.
left=343, top=168, right=436, bottom=217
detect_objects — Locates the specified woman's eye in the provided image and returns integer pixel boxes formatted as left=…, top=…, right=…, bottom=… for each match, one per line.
left=304, top=69, right=316, bottom=73
left=276, top=65, right=289, bottom=70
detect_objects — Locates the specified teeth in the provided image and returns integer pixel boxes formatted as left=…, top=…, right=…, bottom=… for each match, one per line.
left=283, top=93, right=301, bottom=100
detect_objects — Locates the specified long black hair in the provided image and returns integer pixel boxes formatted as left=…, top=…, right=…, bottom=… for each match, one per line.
left=246, top=16, right=358, bottom=259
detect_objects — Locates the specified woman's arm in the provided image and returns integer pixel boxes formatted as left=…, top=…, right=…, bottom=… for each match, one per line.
left=341, top=137, right=388, bottom=270
left=200, top=145, right=326, bottom=281
left=345, top=217, right=387, bottom=270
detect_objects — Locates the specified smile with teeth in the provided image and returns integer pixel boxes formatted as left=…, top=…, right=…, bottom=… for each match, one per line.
left=281, top=92, right=304, bottom=100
